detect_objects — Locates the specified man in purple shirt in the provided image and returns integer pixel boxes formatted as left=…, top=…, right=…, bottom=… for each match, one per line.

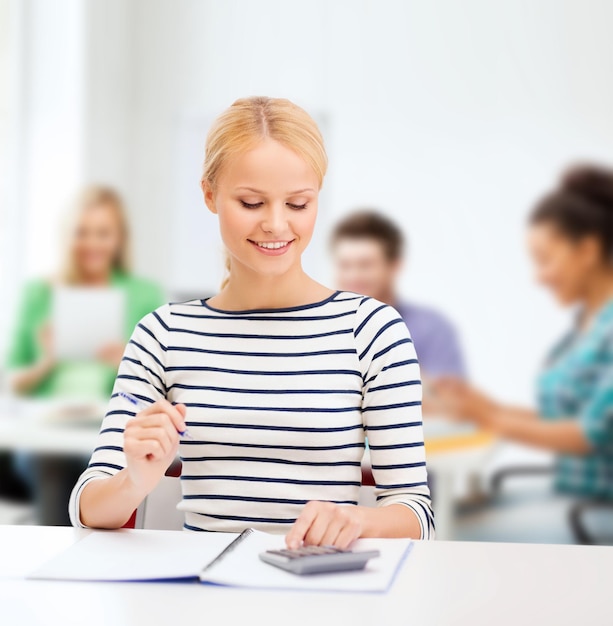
left=330, top=210, right=466, bottom=379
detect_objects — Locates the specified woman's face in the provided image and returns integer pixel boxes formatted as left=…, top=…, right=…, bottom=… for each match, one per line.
left=203, top=138, right=319, bottom=280
left=527, top=222, right=602, bottom=305
left=71, top=203, right=124, bottom=279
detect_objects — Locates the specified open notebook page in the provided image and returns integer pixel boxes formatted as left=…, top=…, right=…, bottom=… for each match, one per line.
left=204, top=530, right=412, bottom=593
left=28, top=529, right=240, bottom=582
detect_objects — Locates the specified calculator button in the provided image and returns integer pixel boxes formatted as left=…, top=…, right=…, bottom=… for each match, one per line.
left=266, top=550, right=300, bottom=559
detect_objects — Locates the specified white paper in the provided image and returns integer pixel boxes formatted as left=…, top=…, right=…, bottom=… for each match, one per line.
left=28, top=529, right=240, bottom=582
left=53, top=287, right=125, bottom=360
left=203, top=530, right=412, bottom=593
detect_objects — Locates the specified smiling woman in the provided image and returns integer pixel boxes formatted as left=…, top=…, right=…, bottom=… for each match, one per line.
left=71, top=97, right=433, bottom=546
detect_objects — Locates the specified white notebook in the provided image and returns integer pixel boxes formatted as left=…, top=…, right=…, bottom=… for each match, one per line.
left=28, top=529, right=412, bottom=593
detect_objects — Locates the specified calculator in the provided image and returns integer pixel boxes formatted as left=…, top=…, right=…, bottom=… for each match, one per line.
left=259, top=545, right=381, bottom=575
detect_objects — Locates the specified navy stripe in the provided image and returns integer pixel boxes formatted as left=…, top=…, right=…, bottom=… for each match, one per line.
left=413, top=499, right=436, bottom=530
left=194, top=512, right=297, bottom=524
left=100, top=427, right=125, bottom=435
left=367, top=380, right=421, bottom=393
left=185, top=405, right=360, bottom=416
left=152, top=309, right=169, bottom=331
left=185, top=420, right=363, bottom=433
left=180, top=455, right=362, bottom=467
left=184, top=523, right=213, bottom=532
left=182, top=494, right=358, bottom=506
left=372, top=337, right=412, bottom=362
left=364, top=373, right=378, bottom=385
left=181, top=475, right=361, bottom=487
left=358, top=318, right=404, bottom=360
left=368, top=441, right=424, bottom=450
left=375, top=481, right=429, bottom=489
left=165, top=365, right=362, bottom=378
left=94, top=445, right=124, bottom=453
left=382, top=358, right=419, bottom=372
left=88, top=462, right=124, bottom=471
left=363, top=402, right=421, bottom=412
left=137, top=323, right=168, bottom=351
left=165, top=327, right=353, bottom=341
left=180, top=440, right=366, bottom=452
left=116, top=374, right=164, bottom=397
left=121, top=356, right=166, bottom=389
left=354, top=304, right=387, bottom=337
left=370, top=461, right=427, bottom=470
left=105, top=410, right=136, bottom=418
left=168, top=383, right=361, bottom=396
left=129, top=339, right=165, bottom=370
left=200, top=291, right=344, bottom=315
left=366, top=420, right=422, bottom=431
left=376, top=491, right=432, bottom=502
left=171, top=309, right=356, bottom=322
left=166, top=346, right=356, bottom=358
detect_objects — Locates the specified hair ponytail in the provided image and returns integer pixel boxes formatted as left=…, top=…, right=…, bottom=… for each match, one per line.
left=530, top=163, right=613, bottom=263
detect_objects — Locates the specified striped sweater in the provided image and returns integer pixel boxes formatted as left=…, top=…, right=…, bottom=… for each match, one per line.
left=69, top=291, right=434, bottom=538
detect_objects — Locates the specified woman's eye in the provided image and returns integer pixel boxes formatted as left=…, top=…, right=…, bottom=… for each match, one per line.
left=240, top=200, right=264, bottom=209
left=287, top=202, right=308, bottom=210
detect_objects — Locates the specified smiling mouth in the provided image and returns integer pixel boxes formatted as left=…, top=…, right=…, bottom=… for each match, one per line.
left=250, top=240, right=294, bottom=250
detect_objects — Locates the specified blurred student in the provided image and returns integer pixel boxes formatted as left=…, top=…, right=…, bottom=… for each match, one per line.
left=7, top=185, right=163, bottom=398
left=434, top=164, right=613, bottom=503
left=331, top=210, right=466, bottom=379
left=3, top=185, right=164, bottom=523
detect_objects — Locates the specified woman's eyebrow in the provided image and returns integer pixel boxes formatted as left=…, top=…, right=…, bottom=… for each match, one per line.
left=234, top=186, right=316, bottom=194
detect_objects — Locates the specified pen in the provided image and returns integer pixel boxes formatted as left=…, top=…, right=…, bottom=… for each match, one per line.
left=118, top=391, right=193, bottom=440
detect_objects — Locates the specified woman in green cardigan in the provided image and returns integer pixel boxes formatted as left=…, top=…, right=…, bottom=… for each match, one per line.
left=4, top=185, right=164, bottom=522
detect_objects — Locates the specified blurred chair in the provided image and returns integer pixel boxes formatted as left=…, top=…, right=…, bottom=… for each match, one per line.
left=134, top=475, right=183, bottom=530
left=131, top=457, right=183, bottom=530
left=491, top=466, right=613, bottom=545
left=569, top=500, right=613, bottom=546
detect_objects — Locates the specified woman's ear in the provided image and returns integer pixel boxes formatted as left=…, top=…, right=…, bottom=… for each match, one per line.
left=202, top=179, right=217, bottom=215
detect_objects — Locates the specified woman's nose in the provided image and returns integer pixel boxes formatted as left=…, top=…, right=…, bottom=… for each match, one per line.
left=261, top=205, right=288, bottom=235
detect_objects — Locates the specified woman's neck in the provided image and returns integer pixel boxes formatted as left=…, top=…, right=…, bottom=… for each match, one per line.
left=580, top=267, right=613, bottom=327
left=76, top=270, right=112, bottom=286
left=211, top=263, right=332, bottom=311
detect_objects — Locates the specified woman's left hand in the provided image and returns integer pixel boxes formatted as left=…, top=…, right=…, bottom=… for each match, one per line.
left=432, top=378, right=497, bottom=427
left=286, top=501, right=363, bottom=550
left=96, top=342, right=126, bottom=369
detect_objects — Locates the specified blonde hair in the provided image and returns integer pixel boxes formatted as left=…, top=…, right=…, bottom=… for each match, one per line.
left=202, top=96, right=328, bottom=289
left=60, top=185, right=132, bottom=284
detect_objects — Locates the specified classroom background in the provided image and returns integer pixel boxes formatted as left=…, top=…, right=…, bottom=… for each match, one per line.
left=1, top=0, right=612, bottom=543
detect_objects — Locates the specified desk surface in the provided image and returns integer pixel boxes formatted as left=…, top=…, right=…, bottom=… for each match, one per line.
left=0, top=526, right=610, bottom=626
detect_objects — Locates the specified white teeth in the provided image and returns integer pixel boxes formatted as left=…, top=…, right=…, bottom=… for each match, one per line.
left=256, top=241, right=289, bottom=250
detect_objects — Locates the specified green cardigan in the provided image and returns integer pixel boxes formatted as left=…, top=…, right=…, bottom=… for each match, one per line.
left=6, top=272, right=165, bottom=399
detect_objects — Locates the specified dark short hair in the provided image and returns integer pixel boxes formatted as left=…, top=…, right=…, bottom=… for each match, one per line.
left=530, top=164, right=613, bottom=263
left=330, top=210, right=405, bottom=262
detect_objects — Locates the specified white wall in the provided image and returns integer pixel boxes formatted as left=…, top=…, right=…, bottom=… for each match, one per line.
left=118, top=0, right=613, bottom=403
left=8, top=0, right=613, bottom=404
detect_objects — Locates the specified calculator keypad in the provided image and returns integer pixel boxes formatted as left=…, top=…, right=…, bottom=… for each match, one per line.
left=266, top=546, right=345, bottom=559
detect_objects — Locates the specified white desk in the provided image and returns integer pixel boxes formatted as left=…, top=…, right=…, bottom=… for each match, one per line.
left=0, top=526, right=610, bottom=626
left=0, top=401, right=101, bottom=455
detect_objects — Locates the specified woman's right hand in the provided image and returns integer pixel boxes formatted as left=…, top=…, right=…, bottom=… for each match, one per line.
left=123, top=399, right=187, bottom=495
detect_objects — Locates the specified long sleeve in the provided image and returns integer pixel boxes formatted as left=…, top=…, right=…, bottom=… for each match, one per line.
left=5, top=280, right=49, bottom=369
left=68, top=306, right=170, bottom=527
left=354, top=297, right=434, bottom=539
